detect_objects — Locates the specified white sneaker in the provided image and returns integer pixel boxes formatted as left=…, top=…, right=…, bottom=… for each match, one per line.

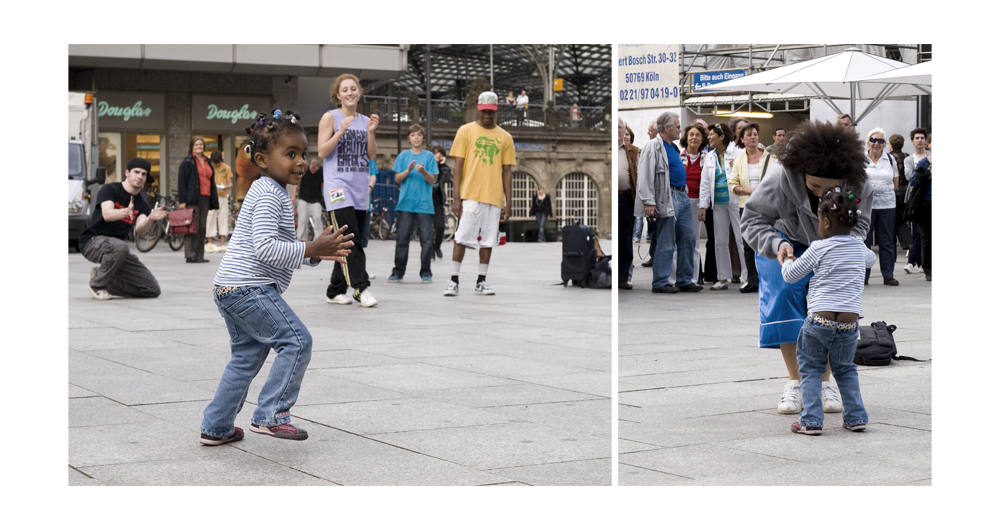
left=822, top=381, right=844, bottom=413
left=710, top=280, right=729, bottom=290
left=475, top=281, right=495, bottom=295
left=326, top=294, right=352, bottom=305
left=89, top=267, right=112, bottom=300
left=903, top=263, right=921, bottom=274
left=777, top=380, right=803, bottom=414
left=354, top=288, right=377, bottom=307
left=444, top=280, right=459, bottom=296
left=633, top=237, right=639, bottom=243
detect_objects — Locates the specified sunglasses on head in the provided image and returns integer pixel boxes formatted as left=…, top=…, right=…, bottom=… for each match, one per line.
left=868, top=137, right=886, bottom=145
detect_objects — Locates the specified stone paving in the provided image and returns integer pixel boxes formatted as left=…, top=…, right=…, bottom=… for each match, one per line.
left=619, top=239, right=931, bottom=486
left=68, top=237, right=611, bottom=486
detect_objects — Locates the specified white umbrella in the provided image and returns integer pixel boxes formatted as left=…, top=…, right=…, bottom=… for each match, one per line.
left=857, top=60, right=932, bottom=86
left=695, top=47, right=919, bottom=125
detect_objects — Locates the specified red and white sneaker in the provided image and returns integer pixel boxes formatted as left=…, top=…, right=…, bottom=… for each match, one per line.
left=249, top=423, right=308, bottom=441
left=200, top=427, right=245, bottom=446
left=791, top=422, right=823, bottom=435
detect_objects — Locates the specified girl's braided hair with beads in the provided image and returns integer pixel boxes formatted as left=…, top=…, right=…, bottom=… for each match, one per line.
left=243, top=108, right=305, bottom=167
left=817, top=187, right=861, bottom=228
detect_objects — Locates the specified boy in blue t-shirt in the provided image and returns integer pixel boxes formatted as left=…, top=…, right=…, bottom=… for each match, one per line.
left=389, top=124, right=438, bottom=282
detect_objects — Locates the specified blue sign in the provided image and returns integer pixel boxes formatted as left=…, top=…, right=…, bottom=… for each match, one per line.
left=693, top=69, right=749, bottom=91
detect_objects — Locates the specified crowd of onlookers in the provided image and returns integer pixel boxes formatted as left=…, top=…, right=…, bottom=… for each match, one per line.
left=618, top=113, right=932, bottom=293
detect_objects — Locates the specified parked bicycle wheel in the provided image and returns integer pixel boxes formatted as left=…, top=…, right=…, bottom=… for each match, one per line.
left=135, top=221, right=163, bottom=252
left=376, top=216, right=391, bottom=240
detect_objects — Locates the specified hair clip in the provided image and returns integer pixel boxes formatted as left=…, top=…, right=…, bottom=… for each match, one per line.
left=834, top=186, right=841, bottom=193
left=289, top=115, right=298, bottom=124
left=831, top=204, right=837, bottom=211
left=258, top=117, right=265, bottom=125
left=266, top=123, right=274, bottom=130
left=245, top=126, right=254, bottom=135
left=273, top=109, right=282, bottom=120
left=243, top=144, right=252, bottom=154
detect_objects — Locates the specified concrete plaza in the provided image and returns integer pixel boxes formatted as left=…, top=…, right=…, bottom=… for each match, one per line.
left=619, top=239, right=931, bottom=485
left=68, top=237, right=611, bottom=486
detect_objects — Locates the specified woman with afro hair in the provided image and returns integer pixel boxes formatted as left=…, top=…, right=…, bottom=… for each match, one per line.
left=740, top=120, right=873, bottom=418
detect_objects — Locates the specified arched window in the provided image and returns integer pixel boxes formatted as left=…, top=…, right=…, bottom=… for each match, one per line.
left=511, top=171, right=538, bottom=218
left=555, top=172, right=598, bottom=229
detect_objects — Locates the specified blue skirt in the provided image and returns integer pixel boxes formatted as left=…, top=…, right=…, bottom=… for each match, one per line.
left=757, top=232, right=812, bottom=348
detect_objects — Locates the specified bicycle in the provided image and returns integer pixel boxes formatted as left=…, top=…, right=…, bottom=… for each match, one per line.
left=370, top=197, right=395, bottom=241
left=443, top=200, right=458, bottom=241
left=135, top=191, right=184, bottom=252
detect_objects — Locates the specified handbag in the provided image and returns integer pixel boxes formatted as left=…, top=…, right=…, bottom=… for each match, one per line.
left=168, top=208, right=197, bottom=235
left=855, top=321, right=928, bottom=366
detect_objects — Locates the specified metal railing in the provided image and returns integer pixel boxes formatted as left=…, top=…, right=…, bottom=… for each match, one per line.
left=362, top=96, right=605, bottom=130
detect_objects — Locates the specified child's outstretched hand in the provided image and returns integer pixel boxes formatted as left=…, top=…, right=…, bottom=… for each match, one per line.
left=306, top=225, right=354, bottom=263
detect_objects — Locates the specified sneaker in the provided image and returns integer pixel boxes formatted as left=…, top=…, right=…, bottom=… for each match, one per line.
left=354, top=288, right=378, bottom=307
left=205, top=242, right=216, bottom=253
left=633, top=237, right=639, bottom=243
left=326, top=294, right=352, bottom=305
left=387, top=274, right=402, bottom=282
left=475, top=281, right=495, bottom=295
left=677, top=282, right=703, bottom=292
left=652, top=284, right=679, bottom=293
left=88, top=268, right=113, bottom=300
left=200, top=427, right=244, bottom=446
left=843, top=423, right=867, bottom=432
left=435, top=249, right=443, bottom=259
left=903, top=263, right=921, bottom=274
left=777, top=380, right=803, bottom=414
left=421, top=274, right=432, bottom=283
left=925, top=274, right=931, bottom=281
left=883, top=278, right=899, bottom=286
left=791, top=422, right=823, bottom=435
left=249, top=423, right=308, bottom=441
left=444, top=280, right=459, bottom=296
left=821, top=381, right=843, bottom=413
left=619, top=282, right=633, bottom=290
left=710, top=280, right=729, bottom=290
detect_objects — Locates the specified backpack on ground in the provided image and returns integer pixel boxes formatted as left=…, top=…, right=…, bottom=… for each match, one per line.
left=855, top=321, right=928, bottom=366
left=561, top=222, right=596, bottom=287
left=588, top=255, right=612, bottom=289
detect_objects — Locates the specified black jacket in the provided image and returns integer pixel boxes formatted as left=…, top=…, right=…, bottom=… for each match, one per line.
left=177, top=154, right=219, bottom=209
left=529, top=194, right=552, bottom=217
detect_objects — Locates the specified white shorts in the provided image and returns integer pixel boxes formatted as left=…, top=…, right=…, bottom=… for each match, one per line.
left=453, top=200, right=501, bottom=248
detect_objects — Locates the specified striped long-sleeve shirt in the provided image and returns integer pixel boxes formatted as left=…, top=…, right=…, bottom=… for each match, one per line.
left=214, top=177, right=319, bottom=294
left=781, top=235, right=876, bottom=317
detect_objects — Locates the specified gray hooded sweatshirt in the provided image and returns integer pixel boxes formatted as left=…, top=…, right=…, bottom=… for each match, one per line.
left=740, top=164, right=874, bottom=260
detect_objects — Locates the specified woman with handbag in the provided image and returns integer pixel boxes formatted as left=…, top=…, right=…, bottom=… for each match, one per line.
left=177, top=136, right=219, bottom=263
left=861, top=128, right=899, bottom=286
left=699, top=123, right=745, bottom=291
left=729, top=122, right=774, bottom=293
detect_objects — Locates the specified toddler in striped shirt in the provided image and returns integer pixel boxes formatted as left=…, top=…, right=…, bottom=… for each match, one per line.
left=780, top=188, right=875, bottom=436
left=200, top=109, right=353, bottom=446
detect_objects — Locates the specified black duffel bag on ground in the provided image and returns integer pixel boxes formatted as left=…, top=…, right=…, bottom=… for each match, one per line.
left=855, top=321, right=928, bottom=366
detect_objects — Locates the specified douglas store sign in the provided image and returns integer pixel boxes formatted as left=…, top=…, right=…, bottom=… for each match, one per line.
left=97, top=92, right=165, bottom=130
left=192, top=95, right=272, bottom=132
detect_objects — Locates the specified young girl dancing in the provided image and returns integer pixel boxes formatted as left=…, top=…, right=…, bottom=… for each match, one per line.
left=780, top=188, right=875, bottom=435
left=200, top=109, right=354, bottom=445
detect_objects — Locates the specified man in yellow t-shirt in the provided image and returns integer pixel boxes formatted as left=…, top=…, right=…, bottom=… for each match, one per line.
left=444, top=90, right=515, bottom=297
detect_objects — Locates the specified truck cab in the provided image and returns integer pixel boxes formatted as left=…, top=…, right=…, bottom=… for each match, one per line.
left=68, top=92, right=106, bottom=251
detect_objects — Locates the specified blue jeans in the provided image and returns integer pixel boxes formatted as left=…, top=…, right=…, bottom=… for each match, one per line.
left=796, top=316, right=868, bottom=429
left=651, top=189, right=695, bottom=288
left=201, top=285, right=312, bottom=438
left=633, top=217, right=643, bottom=239
left=393, top=210, right=433, bottom=278
left=536, top=213, right=548, bottom=241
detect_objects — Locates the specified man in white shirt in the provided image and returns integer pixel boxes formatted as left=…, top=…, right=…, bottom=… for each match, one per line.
left=515, top=90, right=529, bottom=126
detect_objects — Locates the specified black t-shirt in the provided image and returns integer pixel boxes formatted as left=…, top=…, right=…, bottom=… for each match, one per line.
left=298, top=167, right=324, bottom=204
left=78, top=182, right=151, bottom=251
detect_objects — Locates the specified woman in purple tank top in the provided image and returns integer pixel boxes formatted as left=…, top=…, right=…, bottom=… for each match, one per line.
left=318, top=74, right=380, bottom=307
